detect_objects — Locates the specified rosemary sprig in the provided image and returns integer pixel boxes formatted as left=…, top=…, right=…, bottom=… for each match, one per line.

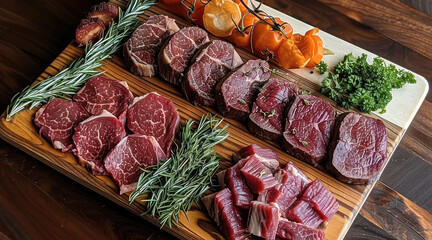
left=129, top=114, right=229, bottom=228
left=6, top=0, right=156, bottom=121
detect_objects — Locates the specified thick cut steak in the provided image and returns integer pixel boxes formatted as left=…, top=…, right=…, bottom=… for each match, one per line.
left=158, top=27, right=209, bottom=85
left=282, top=95, right=335, bottom=165
left=73, top=76, right=133, bottom=124
left=104, top=134, right=167, bottom=194
left=215, top=59, right=271, bottom=121
left=249, top=78, right=299, bottom=142
left=327, top=112, right=387, bottom=184
left=182, top=40, right=243, bottom=106
left=34, top=98, right=90, bottom=152
left=72, top=110, right=126, bottom=175
left=123, top=15, right=179, bottom=77
left=127, top=92, right=180, bottom=156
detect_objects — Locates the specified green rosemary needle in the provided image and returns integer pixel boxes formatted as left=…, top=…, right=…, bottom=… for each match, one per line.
left=129, top=114, right=229, bottom=228
left=6, top=0, right=156, bottom=121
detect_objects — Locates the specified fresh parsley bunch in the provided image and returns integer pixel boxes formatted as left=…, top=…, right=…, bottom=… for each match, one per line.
left=321, top=53, right=416, bottom=113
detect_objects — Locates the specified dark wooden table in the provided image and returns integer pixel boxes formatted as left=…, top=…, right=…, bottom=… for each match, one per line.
left=1, top=0, right=431, bottom=239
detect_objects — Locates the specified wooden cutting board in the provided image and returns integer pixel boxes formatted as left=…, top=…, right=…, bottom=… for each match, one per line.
left=0, top=1, right=428, bottom=239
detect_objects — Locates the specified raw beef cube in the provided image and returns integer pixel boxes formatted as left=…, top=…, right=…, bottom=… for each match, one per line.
left=73, top=76, right=134, bottom=124
left=104, top=134, right=167, bottom=194
left=241, top=155, right=278, bottom=194
left=215, top=59, right=271, bottom=121
left=227, top=175, right=253, bottom=210
left=327, top=112, right=388, bottom=184
left=127, top=92, right=180, bottom=157
left=123, top=15, right=179, bottom=77
left=72, top=110, right=126, bottom=175
left=282, top=94, right=335, bottom=165
left=88, top=2, right=119, bottom=26
left=214, top=189, right=248, bottom=240
left=286, top=200, right=323, bottom=228
left=182, top=40, right=243, bottom=106
left=158, top=27, right=210, bottom=85
left=277, top=218, right=324, bottom=240
left=225, top=158, right=248, bottom=180
left=247, top=201, right=279, bottom=240
left=34, top=98, right=90, bottom=152
left=249, top=78, right=299, bottom=142
left=300, top=179, right=339, bottom=222
left=232, top=144, right=279, bottom=173
left=284, top=162, right=310, bottom=190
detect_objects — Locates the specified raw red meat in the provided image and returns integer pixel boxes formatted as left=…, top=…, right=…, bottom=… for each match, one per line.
left=182, top=40, right=243, bottom=106
left=127, top=92, right=180, bottom=156
left=88, top=2, right=119, bottom=27
left=104, top=134, right=167, bottom=194
left=73, top=76, right=134, bottom=124
left=249, top=78, right=299, bottom=142
left=214, top=188, right=248, bottom=240
left=241, top=155, right=278, bottom=194
left=72, top=110, right=126, bottom=175
left=123, top=15, right=179, bottom=77
left=226, top=175, right=254, bottom=210
left=75, top=17, right=105, bottom=47
left=277, top=218, right=324, bottom=240
left=247, top=201, right=279, bottom=240
left=284, top=162, right=310, bottom=190
left=34, top=98, right=90, bottom=152
left=158, top=27, right=210, bottom=85
left=215, top=59, right=271, bottom=121
left=282, top=94, right=335, bottom=165
left=232, top=144, right=279, bottom=173
left=327, top=112, right=388, bottom=184
left=300, top=179, right=339, bottom=222
left=286, top=200, right=323, bottom=228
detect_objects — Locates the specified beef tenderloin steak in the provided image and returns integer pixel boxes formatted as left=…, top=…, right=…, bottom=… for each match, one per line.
left=158, top=26, right=210, bottom=85
left=282, top=95, right=335, bottom=165
left=126, top=92, right=180, bottom=156
left=182, top=40, right=243, bottom=106
left=327, top=112, right=387, bottom=184
left=248, top=78, right=299, bottom=142
left=123, top=15, right=179, bottom=77
left=34, top=98, right=90, bottom=152
left=72, top=110, right=126, bottom=175
left=215, top=59, right=271, bottom=121
left=104, top=134, right=167, bottom=194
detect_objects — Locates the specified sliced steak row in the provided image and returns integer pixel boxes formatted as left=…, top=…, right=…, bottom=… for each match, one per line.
left=216, top=59, right=271, bottom=121
left=249, top=77, right=299, bottom=142
left=327, top=112, right=388, bottom=184
left=158, top=26, right=210, bottom=85
left=123, top=15, right=179, bottom=77
left=182, top=40, right=243, bottom=106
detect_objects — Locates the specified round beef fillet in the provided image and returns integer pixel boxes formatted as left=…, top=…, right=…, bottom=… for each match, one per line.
left=34, top=98, right=90, bottom=152
left=327, top=112, right=387, bottom=184
left=73, top=76, right=133, bottom=124
left=123, top=15, right=179, bottom=77
left=248, top=78, right=299, bottom=142
left=282, top=95, right=335, bottom=165
left=182, top=40, right=243, bottom=106
left=104, top=134, right=167, bottom=195
left=127, top=92, right=180, bottom=156
left=73, top=110, right=126, bottom=175
left=158, top=27, right=210, bottom=85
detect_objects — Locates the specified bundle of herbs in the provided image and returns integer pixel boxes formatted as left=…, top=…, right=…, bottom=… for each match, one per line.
left=320, top=53, right=416, bottom=113
left=129, top=114, right=229, bottom=228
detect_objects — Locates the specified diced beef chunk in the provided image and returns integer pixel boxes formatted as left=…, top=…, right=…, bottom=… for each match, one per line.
left=88, top=2, right=119, bottom=26
left=277, top=218, right=324, bottom=240
left=232, top=144, right=279, bottom=173
left=300, top=179, right=339, bottom=222
left=247, top=201, right=279, bottom=240
left=286, top=200, right=323, bottom=228
left=241, top=155, right=278, bottom=194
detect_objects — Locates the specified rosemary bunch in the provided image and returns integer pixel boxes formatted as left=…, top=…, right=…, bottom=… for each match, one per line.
left=129, top=114, right=229, bottom=228
left=6, top=0, right=156, bottom=121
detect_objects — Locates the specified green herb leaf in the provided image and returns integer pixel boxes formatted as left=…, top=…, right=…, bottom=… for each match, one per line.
left=303, top=99, right=309, bottom=105
left=244, top=71, right=252, bottom=76
left=259, top=169, right=267, bottom=177
left=238, top=99, right=246, bottom=104
left=258, top=87, right=263, bottom=93
left=316, top=61, right=328, bottom=74
left=301, top=90, right=311, bottom=95
left=301, top=141, right=309, bottom=146
left=267, top=109, right=276, bottom=117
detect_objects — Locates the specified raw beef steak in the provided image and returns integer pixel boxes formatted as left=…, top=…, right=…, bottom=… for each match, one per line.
left=34, top=98, right=90, bottom=152
left=126, top=92, right=180, bottom=156
left=73, top=76, right=134, bottom=124
left=182, top=40, right=243, bottom=106
left=249, top=78, right=299, bottom=142
left=277, top=218, right=324, bottom=240
left=73, top=110, right=126, bottom=175
left=232, top=144, right=279, bottom=173
left=158, top=27, right=209, bottom=85
left=123, top=15, right=179, bottom=77
left=215, top=59, right=271, bottom=121
left=282, top=95, right=335, bottom=165
left=104, top=134, right=167, bottom=194
left=327, top=112, right=388, bottom=184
